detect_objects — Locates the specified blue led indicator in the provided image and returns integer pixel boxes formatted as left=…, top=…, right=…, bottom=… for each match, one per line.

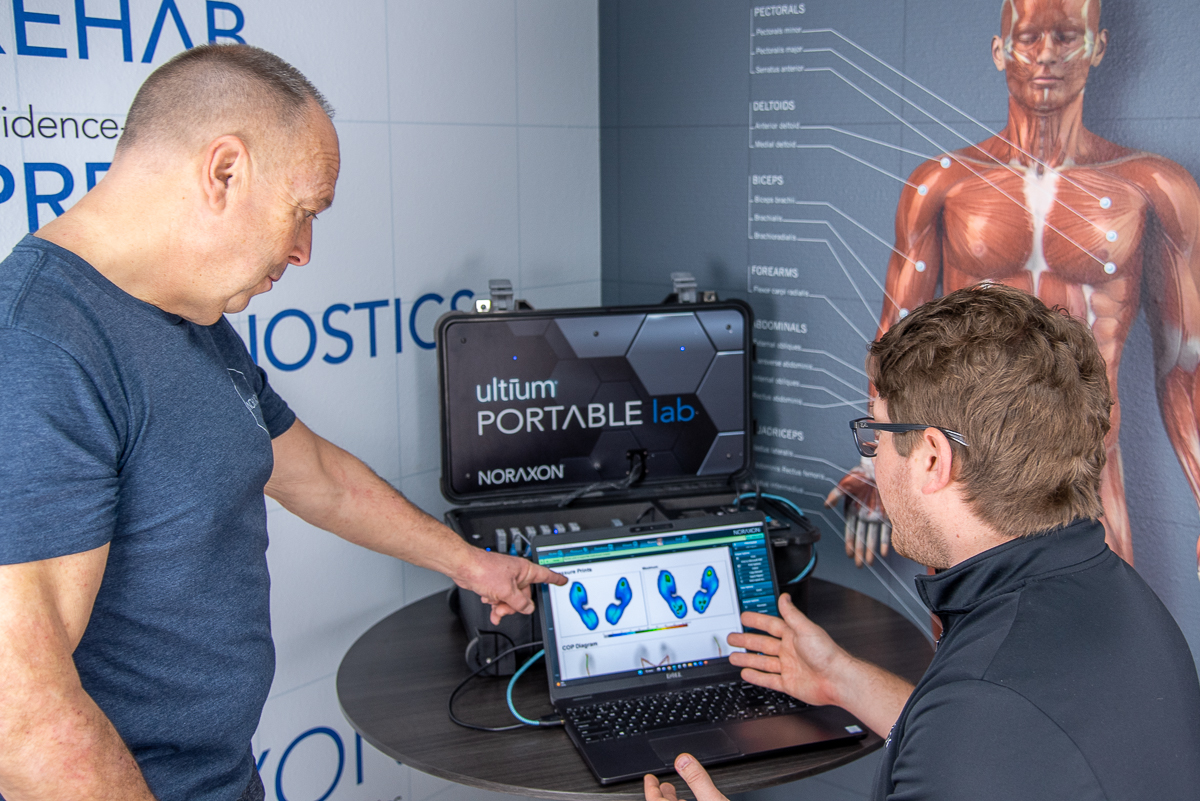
left=679, top=346, right=686, bottom=351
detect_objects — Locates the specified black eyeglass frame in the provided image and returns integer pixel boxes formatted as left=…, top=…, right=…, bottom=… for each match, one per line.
left=849, top=417, right=970, bottom=458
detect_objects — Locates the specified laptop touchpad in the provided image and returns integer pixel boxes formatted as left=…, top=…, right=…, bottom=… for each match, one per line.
left=650, top=730, right=742, bottom=764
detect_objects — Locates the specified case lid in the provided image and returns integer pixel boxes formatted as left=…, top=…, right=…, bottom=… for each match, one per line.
left=436, top=301, right=753, bottom=504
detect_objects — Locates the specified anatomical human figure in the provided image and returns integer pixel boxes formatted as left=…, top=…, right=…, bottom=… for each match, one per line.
left=828, top=0, right=1200, bottom=578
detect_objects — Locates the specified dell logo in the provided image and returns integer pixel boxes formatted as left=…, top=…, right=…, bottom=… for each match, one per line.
left=665, top=671, right=682, bottom=679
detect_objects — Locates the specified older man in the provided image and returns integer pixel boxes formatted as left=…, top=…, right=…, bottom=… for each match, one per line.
left=0, top=45, right=562, bottom=801
left=648, top=286, right=1200, bottom=801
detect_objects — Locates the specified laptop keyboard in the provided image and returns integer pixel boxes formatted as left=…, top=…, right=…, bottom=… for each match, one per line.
left=565, top=681, right=810, bottom=743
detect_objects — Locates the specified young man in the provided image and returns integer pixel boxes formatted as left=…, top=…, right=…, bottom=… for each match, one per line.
left=0, top=45, right=563, bottom=801
left=647, top=284, right=1200, bottom=801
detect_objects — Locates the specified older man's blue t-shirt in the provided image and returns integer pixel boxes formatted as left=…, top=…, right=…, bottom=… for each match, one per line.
left=0, top=235, right=295, bottom=800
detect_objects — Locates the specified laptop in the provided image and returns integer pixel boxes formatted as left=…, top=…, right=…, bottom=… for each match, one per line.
left=533, top=511, right=867, bottom=785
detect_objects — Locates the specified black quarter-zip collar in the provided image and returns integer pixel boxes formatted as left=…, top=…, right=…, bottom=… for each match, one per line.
left=914, top=519, right=1110, bottom=616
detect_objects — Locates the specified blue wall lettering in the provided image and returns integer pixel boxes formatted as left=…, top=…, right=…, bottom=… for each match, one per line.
left=274, top=727, right=344, bottom=801
left=353, top=299, right=389, bottom=357
left=355, top=733, right=363, bottom=784
left=0, top=165, right=14, bottom=205
left=264, top=309, right=317, bottom=372
left=14, top=0, right=68, bottom=58
left=5, top=0, right=243, bottom=62
left=24, top=163, right=73, bottom=232
left=142, top=0, right=194, bottom=62
left=86, top=162, right=111, bottom=191
left=206, top=0, right=245, bottom=43
left=245, top=292, right=473, bottom=370
left=450, top=288, right=474, bottom=310
left=409, top=293, right=443, bottom=350
left=256, top=725, right=372, bottom=800
left=76, top=0, right=133, bottom=61
left=321, top=304, right=353, bottom=364
left=0, top=161, right=118, bottom=230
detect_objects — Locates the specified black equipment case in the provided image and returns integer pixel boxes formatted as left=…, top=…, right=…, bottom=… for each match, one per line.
left=436, top=278, right=819, bottom=674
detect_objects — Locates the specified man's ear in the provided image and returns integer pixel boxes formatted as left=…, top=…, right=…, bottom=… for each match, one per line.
left=916, top=428, right=955, bottom=495
left=991, top=35, right=1007, bottom=71
left=1090, top=29, right=1108, bottom=67
left=201, top=135, right=250, bottom=212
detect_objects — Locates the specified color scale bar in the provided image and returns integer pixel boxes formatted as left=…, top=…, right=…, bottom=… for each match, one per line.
left=605, top=623, right=688, bottom=638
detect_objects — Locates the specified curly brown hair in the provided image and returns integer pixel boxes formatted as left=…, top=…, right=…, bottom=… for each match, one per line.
left=867, top=284, right=1112, bottom=539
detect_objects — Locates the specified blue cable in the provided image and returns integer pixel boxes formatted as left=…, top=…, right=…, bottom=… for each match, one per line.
left=785, top=551, right=818, bottom=585
left=763, top=493, right=806, bottom=518
left=507, top=649, right=558, bottom=726
left=735, top=491, right=807, bottom=518
left=736, top=492, right=816, bottom=583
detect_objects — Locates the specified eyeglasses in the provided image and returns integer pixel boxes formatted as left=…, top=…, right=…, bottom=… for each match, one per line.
left=849, top=417, right=969, bottom=458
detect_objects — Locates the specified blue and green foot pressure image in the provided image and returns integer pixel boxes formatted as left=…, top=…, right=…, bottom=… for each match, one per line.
left=692, top=566, right=719, bottom=613
left=605, top=577, right=632, bottom=625
left=657, top=570, right=688, bottom=619
left=569, top=581, right=599, bottom=630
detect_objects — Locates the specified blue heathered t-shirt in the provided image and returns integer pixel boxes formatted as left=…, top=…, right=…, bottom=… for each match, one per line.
left=0, top=235, right=295, bottom=800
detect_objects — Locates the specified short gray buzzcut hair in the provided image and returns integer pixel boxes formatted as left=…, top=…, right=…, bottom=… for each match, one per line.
left=117, top=43, right=334, bottom=155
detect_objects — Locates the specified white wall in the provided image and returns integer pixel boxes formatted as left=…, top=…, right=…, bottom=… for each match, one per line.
left=0, top=2, right=599, bottom=799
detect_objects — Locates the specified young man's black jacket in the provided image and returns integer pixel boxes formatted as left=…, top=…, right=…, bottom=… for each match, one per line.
left=873, top=519, right=1200, bottom=800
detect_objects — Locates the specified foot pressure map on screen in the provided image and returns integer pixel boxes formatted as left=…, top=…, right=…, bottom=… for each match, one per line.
left=538, top=522, right=777, bottom=684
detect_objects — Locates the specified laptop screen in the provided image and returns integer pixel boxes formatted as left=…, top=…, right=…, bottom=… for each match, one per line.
left=534, top=514, right=779, bottom=694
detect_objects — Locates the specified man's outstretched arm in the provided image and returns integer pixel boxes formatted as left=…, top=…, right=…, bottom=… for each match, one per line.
left=0, top=546, right=157, bottom=801
left=266, top=419, right=565, bottom=621
left=1141, top=157, right=1200, bottom=576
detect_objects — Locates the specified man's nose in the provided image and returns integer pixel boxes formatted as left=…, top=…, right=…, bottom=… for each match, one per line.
left=289, top=224, right=313, bottom=266
left=1034, top=33, right=1059, bottom=64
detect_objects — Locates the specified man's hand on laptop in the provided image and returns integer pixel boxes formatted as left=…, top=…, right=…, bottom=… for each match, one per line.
left=726, top=593, right=847, bottom=708
left=644, top=754, right=728, bottom=801
left=454, top=550, right=567, bottom=625
left=728, top=592, right=915, bottom=739
left=644, top=594, right=852, bottom=801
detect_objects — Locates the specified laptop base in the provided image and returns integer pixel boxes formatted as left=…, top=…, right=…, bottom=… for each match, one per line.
left=569, top=705, right=867, bottom=785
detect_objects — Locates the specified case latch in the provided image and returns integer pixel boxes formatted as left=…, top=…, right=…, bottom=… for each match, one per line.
left=672, top=272, right=697, bottom=303
left=474, top=279, right=533, bottom=313
left=667, top=272, right=718, bottom=304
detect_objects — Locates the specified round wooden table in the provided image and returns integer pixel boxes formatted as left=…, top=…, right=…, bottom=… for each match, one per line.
left=336, top=578, right=932, bottom=800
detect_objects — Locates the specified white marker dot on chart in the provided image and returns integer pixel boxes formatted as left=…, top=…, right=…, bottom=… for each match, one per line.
left=1106, top=230, right=1118, bottom=242
left=915, top=260, right=926, bottom=272
left=1104, top=262, right=1117, bottom=274
left=918, top=185, right=928, bottom=196
left=940, top=157, right=951, bottom=169
left=1100, top=197, right=1112, bottom=209
left=898, top=308, right=909, bottom=319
